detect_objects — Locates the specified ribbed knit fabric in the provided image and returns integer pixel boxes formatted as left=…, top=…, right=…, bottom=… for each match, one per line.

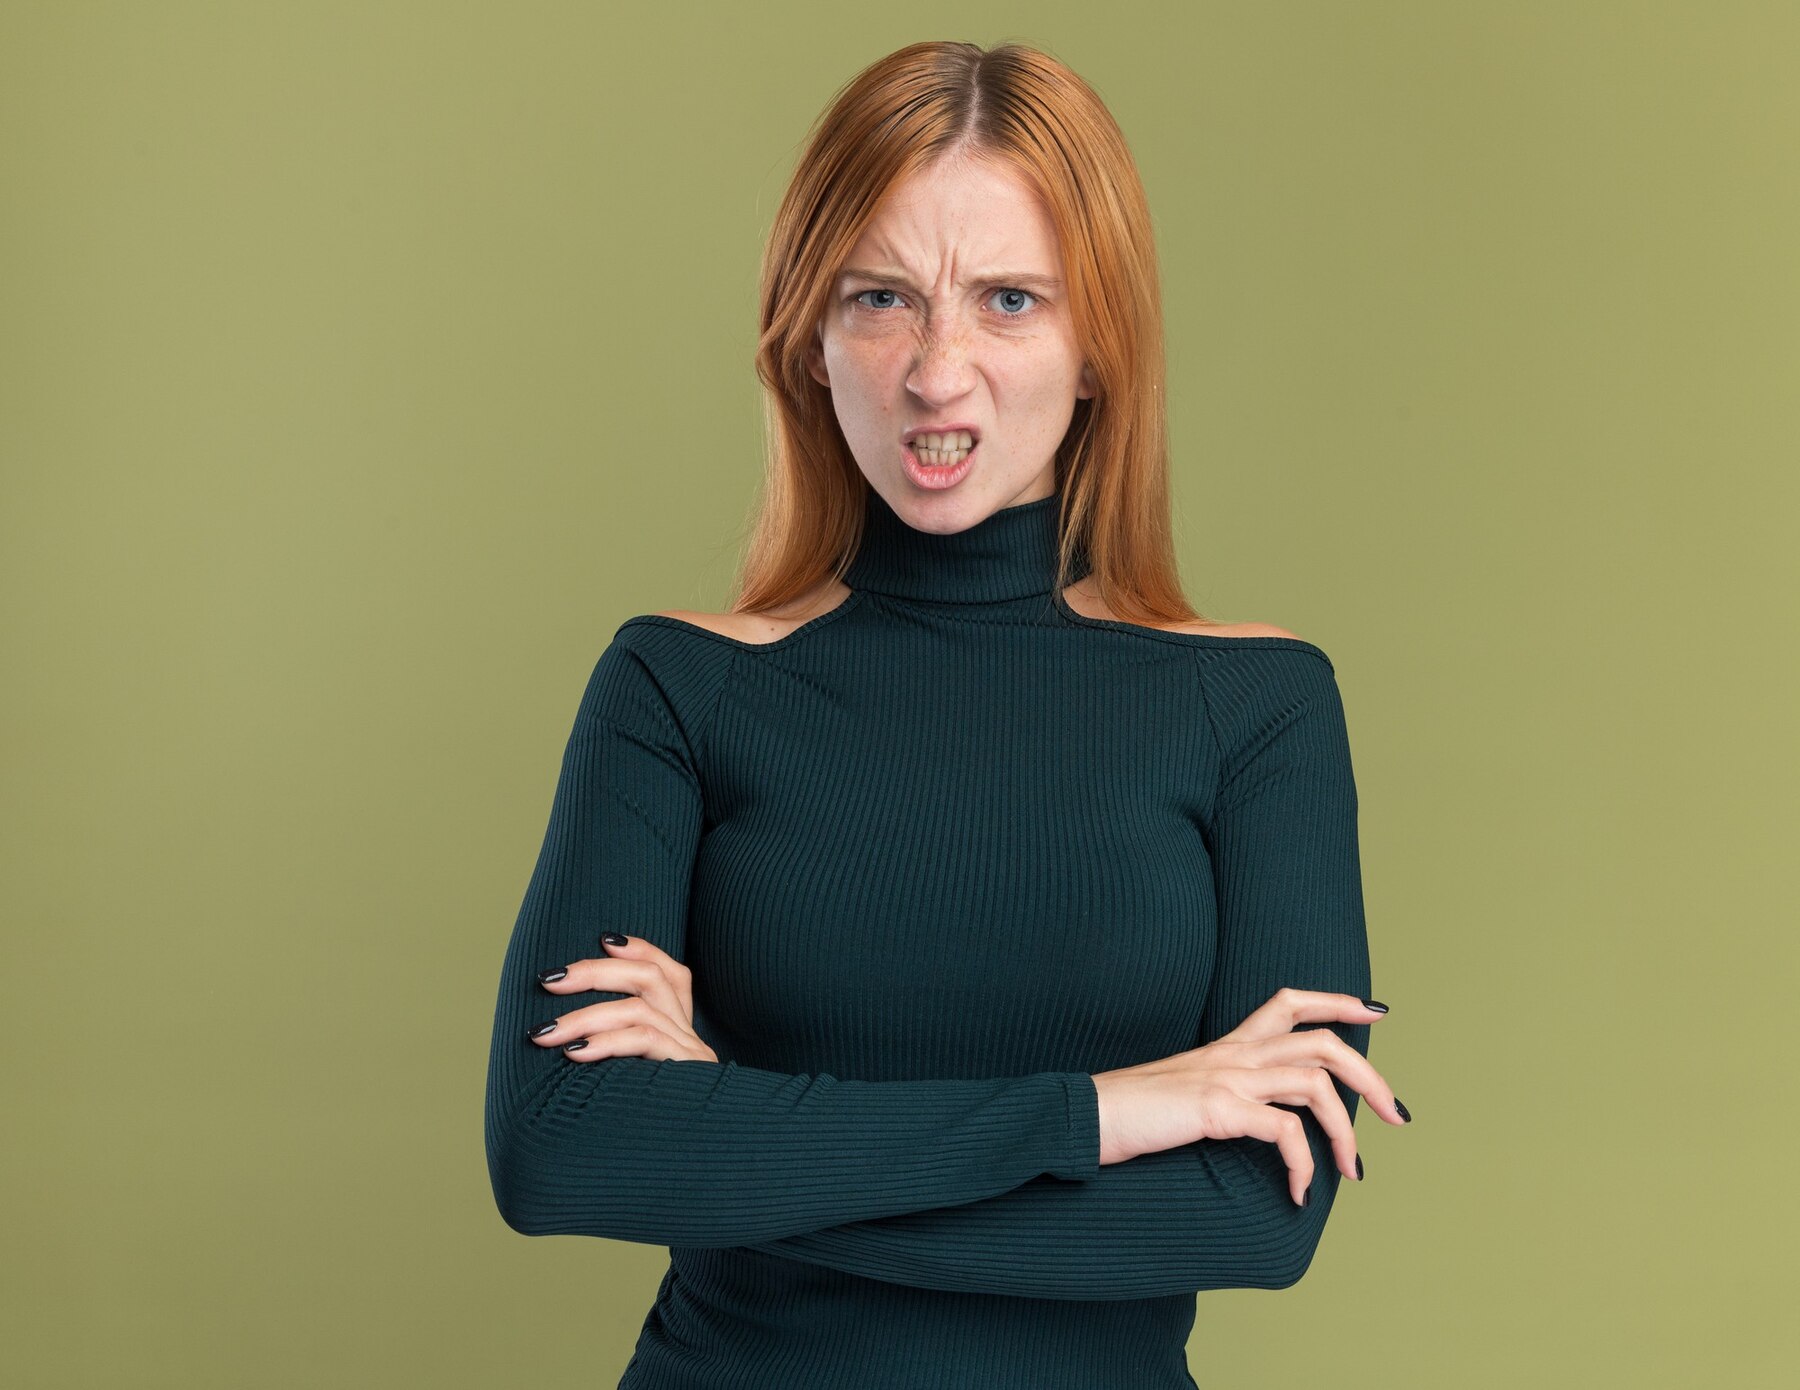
left=484, top=484, right=1372, bottom=1389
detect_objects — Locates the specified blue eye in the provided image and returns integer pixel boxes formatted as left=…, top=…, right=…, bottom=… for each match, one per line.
left=849, top=287, right=1040, bottom=318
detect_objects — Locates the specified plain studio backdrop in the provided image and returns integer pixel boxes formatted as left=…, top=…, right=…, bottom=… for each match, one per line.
left=2, top=3, right=1794, bottom=1387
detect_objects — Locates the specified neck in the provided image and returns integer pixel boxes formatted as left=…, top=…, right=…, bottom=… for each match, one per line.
left=842, top=485, right=1091, bottom=605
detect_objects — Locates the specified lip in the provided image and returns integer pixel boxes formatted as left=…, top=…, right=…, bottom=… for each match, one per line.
left=902, top=438, right=978, bottom=490
left=901, top=421, right=981, bottom=445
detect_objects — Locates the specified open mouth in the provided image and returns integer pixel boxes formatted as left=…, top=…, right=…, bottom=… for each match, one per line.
left=901, top=427, right=978, bottom=468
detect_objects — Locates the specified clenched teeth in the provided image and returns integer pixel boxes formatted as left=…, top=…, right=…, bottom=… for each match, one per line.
left=912, top=430, right=974, bottom=466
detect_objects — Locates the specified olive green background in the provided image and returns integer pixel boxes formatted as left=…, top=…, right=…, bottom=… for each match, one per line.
left=4, top=3, right=1793, bottom=1386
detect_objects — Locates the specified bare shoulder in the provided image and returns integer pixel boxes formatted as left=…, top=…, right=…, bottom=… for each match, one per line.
left=654, top=579, right=854, bottom=646
left=1059, top=579, right=1302, bottom=641
left=1157, top=619, right=1304, bottom=640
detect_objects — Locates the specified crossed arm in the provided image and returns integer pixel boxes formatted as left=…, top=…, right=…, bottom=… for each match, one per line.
left=486, top=634, right=1371, bottom=1298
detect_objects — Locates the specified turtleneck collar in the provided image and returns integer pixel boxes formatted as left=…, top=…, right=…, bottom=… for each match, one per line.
left=842, top=485, right=1091, bottom=605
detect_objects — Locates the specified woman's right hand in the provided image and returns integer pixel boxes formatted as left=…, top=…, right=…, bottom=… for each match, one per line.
left=1091, top=989, right=1406, bottom=1205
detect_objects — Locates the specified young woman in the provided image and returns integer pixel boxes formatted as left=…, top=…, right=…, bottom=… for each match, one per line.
left=485, top=40, right=1409, bottom=1390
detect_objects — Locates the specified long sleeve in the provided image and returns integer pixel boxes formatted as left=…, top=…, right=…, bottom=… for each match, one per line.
left=740, top=646, right=1373, bottom=1299
left=483, top=625, right=1102, bottom=1248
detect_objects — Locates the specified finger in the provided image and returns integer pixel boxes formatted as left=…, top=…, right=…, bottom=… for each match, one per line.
left=561, top=1019, right=705, bottom=1064
left=599, top=933, right=696, bottom=1016
left=1233, top=1064, right=1359, bottom=1183
left=1217, top=1091, right=1317, bottom=1206
left=538, top=954, right=690, bottom=1029
left=1260, top=1028, right=1409, bottom=1127
left=527, top=995, right=705, bottom=1052
left=1216, top=987, right=1388, bottom=1045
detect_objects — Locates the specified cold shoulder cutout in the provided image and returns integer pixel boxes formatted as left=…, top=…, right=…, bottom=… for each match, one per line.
left=648, top=580, right=857, bottom=648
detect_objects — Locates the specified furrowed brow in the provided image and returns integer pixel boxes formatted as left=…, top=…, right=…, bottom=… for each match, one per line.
left=839, top=266, right=1063, bottom=292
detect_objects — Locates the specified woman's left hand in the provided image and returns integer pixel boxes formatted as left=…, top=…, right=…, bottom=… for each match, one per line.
left=524, top=934, right=719, bottom=1064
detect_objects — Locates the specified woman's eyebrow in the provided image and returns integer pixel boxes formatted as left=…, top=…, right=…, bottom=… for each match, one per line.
left=838, top=266, right=1063, bottom=291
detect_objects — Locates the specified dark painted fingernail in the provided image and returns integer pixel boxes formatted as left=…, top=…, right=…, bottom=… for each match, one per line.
left=563, top=1039, right=588, bottom=1052
left=1394, top=1097, right=1411, bottom=1123
left=537, top=967, right=568, bottom=984
left=1361, top=998, right=1388, bottom=1013
left=525, top=1020, right=557, bottom=1039
left=1301, top=1185, right=1310, bottom=1207
left=1355, top=1154, right=1365, bottom=1180
left=602, top=933, right=629, bottom=947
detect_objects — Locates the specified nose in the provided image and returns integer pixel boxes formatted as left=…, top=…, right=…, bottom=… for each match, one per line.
left=906, top=321, right=977, bottom=401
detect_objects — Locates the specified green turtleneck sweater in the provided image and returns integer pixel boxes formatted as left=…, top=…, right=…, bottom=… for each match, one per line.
left=484, top=485, right=1372, bottom=1389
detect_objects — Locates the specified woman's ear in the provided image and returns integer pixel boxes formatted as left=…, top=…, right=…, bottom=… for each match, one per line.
left=806, top=324, right=830, bottom=388
left=1076, top=361, right=1096, bottom=400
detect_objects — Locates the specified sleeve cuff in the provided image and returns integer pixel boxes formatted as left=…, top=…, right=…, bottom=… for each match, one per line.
left=1051, top=1072, right=1101, bottom=1181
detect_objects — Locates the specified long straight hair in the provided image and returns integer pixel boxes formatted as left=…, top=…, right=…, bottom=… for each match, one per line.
left=733, top=40, right=1208, bottom=627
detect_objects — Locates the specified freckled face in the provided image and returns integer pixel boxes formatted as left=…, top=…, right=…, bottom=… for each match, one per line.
left=805, top=155, right=1096, bottom=535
